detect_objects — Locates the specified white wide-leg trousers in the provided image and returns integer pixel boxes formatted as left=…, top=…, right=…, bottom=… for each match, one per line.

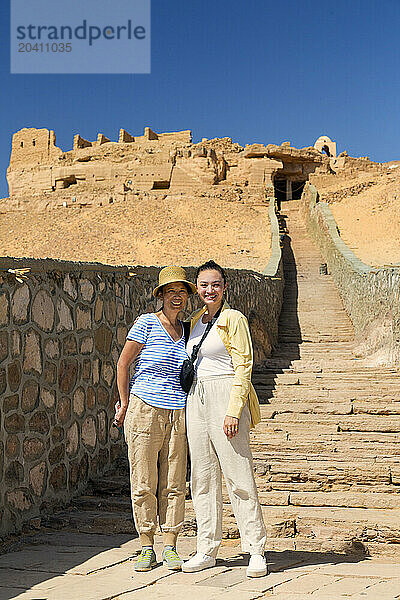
left=186, top=375, right=266, bottom=558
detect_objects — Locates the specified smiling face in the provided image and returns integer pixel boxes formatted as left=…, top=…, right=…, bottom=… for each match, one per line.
left=196, top=269, right=226, bottom=310
left=160, top=281, right=189, bottom=312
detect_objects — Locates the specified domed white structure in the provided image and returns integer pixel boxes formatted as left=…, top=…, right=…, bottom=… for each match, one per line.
left=314, top=135, right=337, bottom=158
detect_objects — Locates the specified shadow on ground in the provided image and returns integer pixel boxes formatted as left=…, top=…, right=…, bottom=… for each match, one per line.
left=253, top=216, right=302, bottom=403
left=221, top=547, right=368, bottom=573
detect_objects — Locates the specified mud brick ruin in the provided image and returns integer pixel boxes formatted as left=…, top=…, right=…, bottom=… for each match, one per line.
left=7, top=126, right=346, bottom=209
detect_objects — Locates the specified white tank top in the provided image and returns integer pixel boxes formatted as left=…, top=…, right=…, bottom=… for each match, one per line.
left=187, top=317, right=235, bottom=377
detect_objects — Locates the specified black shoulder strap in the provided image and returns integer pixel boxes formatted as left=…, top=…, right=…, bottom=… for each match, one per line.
left=182, top=321, right=191, bottom=344
left=189, top=306, right=222, bottom=362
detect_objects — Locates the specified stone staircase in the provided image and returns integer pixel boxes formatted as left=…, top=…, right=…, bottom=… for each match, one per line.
left=249, top=200, right=400, bottom=558
left=37, top=200, right=399, bottom=560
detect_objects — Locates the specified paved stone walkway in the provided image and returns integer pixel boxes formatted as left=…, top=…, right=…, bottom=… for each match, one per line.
left=0, top=533, right=399, bottom=599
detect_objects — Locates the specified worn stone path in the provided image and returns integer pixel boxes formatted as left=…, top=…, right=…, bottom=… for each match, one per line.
left=0, top=200, right=399, bottom=599
left=248, top=201, right=400, bottom=560
left=0, top=533, right=400, bottom=600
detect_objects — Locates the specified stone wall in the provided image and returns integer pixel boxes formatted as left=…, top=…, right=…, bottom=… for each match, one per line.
left=0, top=228, right=283, bottom=538
left=9, top=128, right=62, bottom=170
left=301, top=184, right=400, bottom=363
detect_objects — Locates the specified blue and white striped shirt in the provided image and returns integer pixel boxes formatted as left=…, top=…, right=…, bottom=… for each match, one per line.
left=126, top=313, right=188, bottom=410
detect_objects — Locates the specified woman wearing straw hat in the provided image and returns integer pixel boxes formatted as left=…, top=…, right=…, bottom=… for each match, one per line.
left=182, top=260, right=267, bottom=578
left=115, top=266, right=196, bottom=573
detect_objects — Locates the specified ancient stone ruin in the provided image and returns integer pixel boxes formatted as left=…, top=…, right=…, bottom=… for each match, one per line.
left=6, top=126, right=342, bottom=208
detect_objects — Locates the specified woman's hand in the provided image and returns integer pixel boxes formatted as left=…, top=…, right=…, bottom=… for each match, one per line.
left=114, top=403, right=128, bottom=429
left=223, top=416, right=239, bottom=439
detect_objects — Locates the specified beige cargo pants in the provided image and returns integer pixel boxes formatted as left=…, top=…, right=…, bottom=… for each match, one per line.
left=124, top=394, right=187, bottom=547
left=186, top=375, right=266, bottom=557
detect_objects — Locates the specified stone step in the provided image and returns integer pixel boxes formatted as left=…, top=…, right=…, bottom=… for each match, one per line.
left=280, top=318, right=352, bottom=324
left=254, top=371, right=400, bottom=381
left=260, top=390, right=400, bottom=402
left=255, top=386, right=399, bottom=406
left=257, top=401, right=400, bottom=417
left=252, top=446, right=400, bottom=463
left=89, top=476, right=130, bottom=497
left=264, top=536, right=367, bottom=556
left=263, top=431, right=400, bottom=445
left=259, top=504, right=400, bottom=529
left=252, top=436, right=400, bottom=454
left=269, top=349, right=356, bottom=359
left=321, top=368, right=398, bottom=375
left=288, top=492, right=400, bottom=509
left=258, top=415, right=400, bottom=433
left=225, top=476, right=399, bottom=502
left=280, top=328, right=353, bottom=335
left=259, top=401, right=354, bottom=416
left=251, top=441, right=400, bottom=458
left=265, top=536, right=400, bottom=559
left=258, top=422, right=340, bottom=434
left=256, top=364, right=398, bottom=375
left=72, top=495, right=131, bottom=512
left=255, top=380, right=400, bottom=393
left=257, top=482, right=400, bottom=495
left=259, top=380, right=400, bottom=393
left=253, top=460, right=394, bottom=488
left=43, top=509, right=137, bottom=535
left=232, top=503, right=400, bottom=557
left=353, top=401, right=400, bottom=415
left=280, top=336, right=353, bottom=343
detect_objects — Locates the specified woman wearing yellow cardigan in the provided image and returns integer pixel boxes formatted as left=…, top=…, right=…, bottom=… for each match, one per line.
left=182, top=260, right=267, bottom=578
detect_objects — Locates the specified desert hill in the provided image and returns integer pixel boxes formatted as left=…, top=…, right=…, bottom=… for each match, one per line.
left=311, top=161, right=400, bottom=267
left=0, top=188, right=271, bottom=271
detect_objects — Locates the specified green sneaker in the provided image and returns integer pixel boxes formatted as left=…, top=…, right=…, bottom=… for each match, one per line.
left=162, top=545, right=183, bottom=570
left=135, top=547, right=157, bottom=572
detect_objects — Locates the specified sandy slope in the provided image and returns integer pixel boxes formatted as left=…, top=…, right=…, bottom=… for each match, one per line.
left=0, top=192, right=271, bottom=272
left=313, top=165, right=400, bottom=267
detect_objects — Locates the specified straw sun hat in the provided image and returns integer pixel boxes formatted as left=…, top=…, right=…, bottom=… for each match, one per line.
left=152, top=266, right=197, bottom=297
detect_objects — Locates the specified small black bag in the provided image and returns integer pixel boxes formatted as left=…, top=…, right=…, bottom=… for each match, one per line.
left=179, top=310, right=221, bottom=393
left=180, top=358, right=196, bottom=393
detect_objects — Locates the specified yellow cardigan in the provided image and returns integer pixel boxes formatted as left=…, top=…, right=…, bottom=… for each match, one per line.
left=189, top=301, right=261, bottom=428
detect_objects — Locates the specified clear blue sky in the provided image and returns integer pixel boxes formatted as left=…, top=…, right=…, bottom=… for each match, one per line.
left=1, top=0, right=399, bottom=198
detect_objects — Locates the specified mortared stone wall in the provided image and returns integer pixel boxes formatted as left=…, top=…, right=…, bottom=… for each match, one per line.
left=301, top=183, right=400, bottom=364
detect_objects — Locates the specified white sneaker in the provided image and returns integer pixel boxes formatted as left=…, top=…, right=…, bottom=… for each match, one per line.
left=182, top=552, right=216, bottom=572
left=246, top=554, right=268, bottom=578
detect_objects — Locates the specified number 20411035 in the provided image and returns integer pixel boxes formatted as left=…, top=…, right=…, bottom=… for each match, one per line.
left=18, top=42, right=72, bottom=52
